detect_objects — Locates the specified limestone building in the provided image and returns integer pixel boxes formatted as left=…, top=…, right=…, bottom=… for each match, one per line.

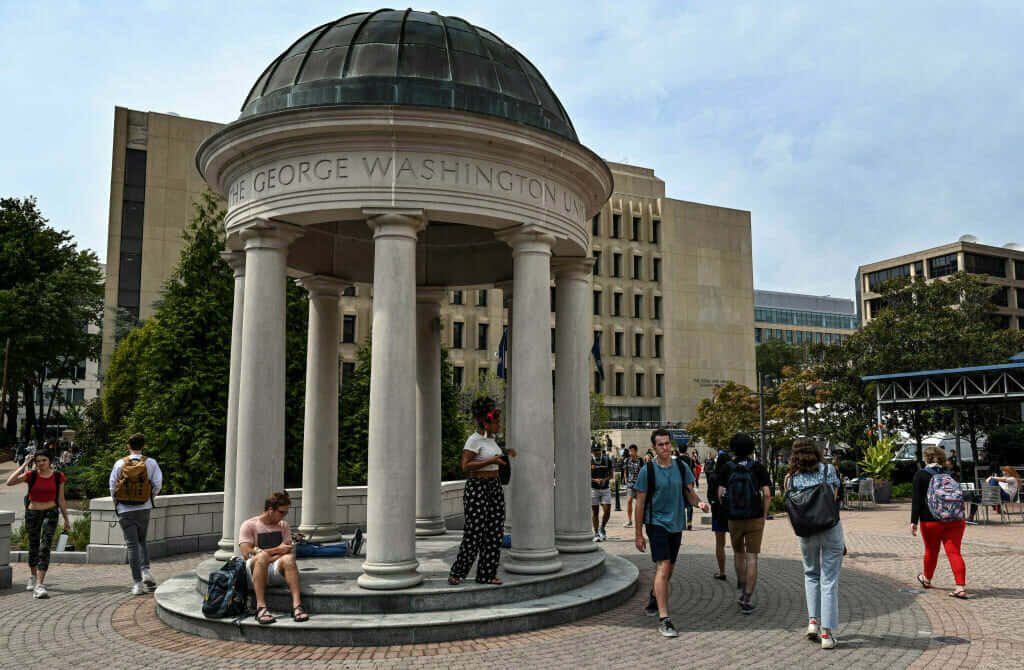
left=100, top=109, right=755, bottom=425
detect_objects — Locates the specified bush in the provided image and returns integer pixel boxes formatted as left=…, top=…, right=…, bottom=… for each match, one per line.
left=68, top=513, right=90, bottom=551
left=891, top=482, right=914, bottom=499
left=769, top=495, right=786, bottom=513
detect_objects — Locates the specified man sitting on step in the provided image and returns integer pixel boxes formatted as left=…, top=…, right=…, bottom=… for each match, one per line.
left=238, top=491, right=310, bottom=625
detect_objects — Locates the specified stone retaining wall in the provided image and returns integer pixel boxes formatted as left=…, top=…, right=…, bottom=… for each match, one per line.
left=85, top=481, right=466, bottom=564
left=0, top=510, right=12, bottom=588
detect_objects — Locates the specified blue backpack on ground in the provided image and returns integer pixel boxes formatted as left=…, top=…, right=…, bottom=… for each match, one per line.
left=926, top=470, right=965, bottom=522
left=725, top=460, right=762, bottom=520
left=202, top=557, right=251, bottom=619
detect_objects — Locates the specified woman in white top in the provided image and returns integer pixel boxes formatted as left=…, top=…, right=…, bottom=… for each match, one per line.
left=448, top=396, right=516, bottom=585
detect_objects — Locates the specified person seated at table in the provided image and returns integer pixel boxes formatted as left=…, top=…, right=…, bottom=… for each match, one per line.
left=967, top=466, right=1021, bottom=521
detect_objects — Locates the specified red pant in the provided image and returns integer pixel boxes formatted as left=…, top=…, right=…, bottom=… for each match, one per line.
left=920, top=520, right=966, bottom=585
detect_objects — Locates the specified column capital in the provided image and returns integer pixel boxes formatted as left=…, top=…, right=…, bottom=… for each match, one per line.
left=295, top=274, right=350, bottom=297
left=364, top=208, right=427, bottom=240
left=494, top=224, right=556, bottom=256
left=415, top=286, right=448, bottom=305
left=220, top=251, right=246, bottom=277
left=234, top=218, right=304, bottom=251
left=552, top=256, right=594, bottom=282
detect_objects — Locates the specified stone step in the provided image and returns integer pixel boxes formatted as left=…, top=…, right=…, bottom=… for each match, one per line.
left=155, top=553, right=638, bottom=646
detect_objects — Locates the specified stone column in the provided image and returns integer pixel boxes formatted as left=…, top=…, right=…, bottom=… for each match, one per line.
left=415, top=288, right=447, bottom=536
left=215, top=252, right=245, bottom=561
left=496, top=225, right=562, bottom=575
left=297, top=275, right=348, bottom=543
left=553, top=258, right=598, bottom=553
left=358, top=209, right=426, bottom=590
left=232, top=220, right=303, bottom=533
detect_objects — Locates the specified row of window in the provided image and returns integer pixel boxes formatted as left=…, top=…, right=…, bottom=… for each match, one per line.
left=593, top=330, right=662, bottom=358
left=593, top=290, right=662, bottom=319
left=592, top=251, right=661, bottom=282
left=450, top=289, right=487, bottom=306
left=754, top=306, right=857, bottom=330
left=594, top=370, right=664, bottom=398
left=755, top=328, right=849, bottom=346
left=866, top=254, right=1024, bottom=292
left=868, top=285, right=1024, bottom=320
left=591, top=212, right=661, bottom=244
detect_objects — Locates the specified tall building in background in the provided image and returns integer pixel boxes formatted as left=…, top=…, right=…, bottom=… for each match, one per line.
left=100, top=108, right=755, bottom=425
left=856, top=235, right=1024, bottom=329
left=753, top=290, right=857, bottom=346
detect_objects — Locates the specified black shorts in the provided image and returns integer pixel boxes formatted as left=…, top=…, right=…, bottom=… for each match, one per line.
left=645, top=523, right=682, bottom=564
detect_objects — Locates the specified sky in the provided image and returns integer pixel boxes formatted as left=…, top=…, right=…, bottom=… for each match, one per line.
left=2, top=0, right=1023, bottom=300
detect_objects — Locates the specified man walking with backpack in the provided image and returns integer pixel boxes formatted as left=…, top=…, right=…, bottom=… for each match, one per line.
left=716, top=433, right=771, bottom=614
left=591, top=443, right=613, bottom=541
left=109, top=433, right=162, bottom=595
left=634, top=429, right=709, bottom=637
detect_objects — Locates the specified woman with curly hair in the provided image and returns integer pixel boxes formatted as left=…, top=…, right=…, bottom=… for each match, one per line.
left=784, top=438, right=843, bottom=649
left=912, top=446, right=968, bottom=599
left=448, top=396, right=516, bottom=585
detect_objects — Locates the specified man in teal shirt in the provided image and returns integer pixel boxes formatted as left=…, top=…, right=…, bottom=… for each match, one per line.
left=634, top=429, right=709, bottom=638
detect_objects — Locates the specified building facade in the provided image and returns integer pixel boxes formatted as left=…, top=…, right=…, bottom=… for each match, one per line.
left=753, top=290, right=857, bottom=346
left=856, top=236, right=1024, bottom=330
left=101, top=109, right=755, bottom=426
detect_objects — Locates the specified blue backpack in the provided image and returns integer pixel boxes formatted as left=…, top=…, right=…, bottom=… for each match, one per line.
left=202, top=558, right=251, bottom=619
left=926, top=470, right=965, bottom=522
left=725, top=461, right=763, bottom=520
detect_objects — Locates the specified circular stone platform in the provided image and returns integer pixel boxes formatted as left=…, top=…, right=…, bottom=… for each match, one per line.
left=155, top=534, right=637, bottom=646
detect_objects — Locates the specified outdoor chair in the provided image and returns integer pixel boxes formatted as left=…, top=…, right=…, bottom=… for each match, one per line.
left=853, top=478, right=875, bottom=509
left=980, top=485, right=1009, bottom=524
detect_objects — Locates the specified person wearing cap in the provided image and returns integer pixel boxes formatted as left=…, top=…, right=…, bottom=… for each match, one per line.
left=591, top=442, right=614, bottom=541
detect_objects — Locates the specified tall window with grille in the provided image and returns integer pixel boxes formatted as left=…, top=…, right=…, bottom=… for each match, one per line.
left=634, top=332, right=643, bottom=357
left=615, top=371, right=624, bottom=396
left=477, top=323, right=489, bottom=350
left=655, top=334, right=663, bottom=358
left=613, top=253, right=622, bottom=277
left=635, top=373, right=644, bottom=397
left=477, top=289, right=487, bottom=307
left=653, top=295, right=662, bottom=320
left=613, top=292, right=622, bottom=316
left=611, top=214, right=621, bottom=238
left=651, top=219, right=660, bottom=244
left=632, top=255, right=642, bottom=279
left=452, top=321, right=464, bottom=349
left=452, top=366, right=463, bottom=388
left=593, top=290, right=601, bottom=315
left=655, top=374, right=663, bottom=398
left=614, top=331, right=623, bottom=356
left=631, top=217, right=640, bottom=241
left=591, top=213, right=600, bottom=236
left=592, top=250, right=601, bottom=275
left=451, top=290, right=463, bottom=305
left=633, top=294, right=642, bottom=319
left=653, top=258, right=661, bottom=282
left=342, top=315, right=356, bottom=343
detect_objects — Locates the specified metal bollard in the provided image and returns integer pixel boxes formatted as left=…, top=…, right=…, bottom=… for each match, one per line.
left=614, top=478, right=622, bottom=511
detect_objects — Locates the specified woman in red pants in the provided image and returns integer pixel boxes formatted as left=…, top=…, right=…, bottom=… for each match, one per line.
left=910, top=447, right=967, bottom=598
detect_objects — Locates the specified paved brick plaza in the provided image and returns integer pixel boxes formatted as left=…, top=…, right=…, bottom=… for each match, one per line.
left=3, top=501, right=1022, bottom=669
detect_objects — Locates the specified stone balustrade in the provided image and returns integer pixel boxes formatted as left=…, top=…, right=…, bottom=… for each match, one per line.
left=0, top=510, right=12, bottom=588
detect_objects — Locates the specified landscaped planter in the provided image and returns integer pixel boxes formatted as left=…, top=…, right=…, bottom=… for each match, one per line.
left=874, top=481, right=893, bottom=504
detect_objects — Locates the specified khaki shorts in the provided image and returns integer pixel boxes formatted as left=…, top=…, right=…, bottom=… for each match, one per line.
left=728, top=517, right=765, bottom=554
left=591, top=488, right=612, bottom=506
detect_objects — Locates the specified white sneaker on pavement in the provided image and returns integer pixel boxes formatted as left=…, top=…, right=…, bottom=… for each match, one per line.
left=131, top=582, right=146, bottom=596
left=599, top=528, right=608, bottom=541
left=592, top=532, right=601, bottom=543
left=142, top=568, right=157, bottom=590
left=26, top=576, right=36, bottom=591
left=623, top=521, right=633, bottom=528
left=821, top=632, right=837, bottom=649
left=807, top=620, right=820, bottom=640
left=33, top=583, right=49, bottom=599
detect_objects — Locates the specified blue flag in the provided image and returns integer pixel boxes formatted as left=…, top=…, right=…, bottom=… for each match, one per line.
left=497, top=329, right=508, bottom=379
left=591, top=337, right=604, bottom=381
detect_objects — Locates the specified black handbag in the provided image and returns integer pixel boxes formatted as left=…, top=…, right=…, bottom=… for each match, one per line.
left=784, top=465, right=840, bottom=538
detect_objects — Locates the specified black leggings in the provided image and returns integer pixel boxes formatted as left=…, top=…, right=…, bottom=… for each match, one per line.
left=26, top=508, right=59, bottom=572
left=450, top=478, right=505, bottom=583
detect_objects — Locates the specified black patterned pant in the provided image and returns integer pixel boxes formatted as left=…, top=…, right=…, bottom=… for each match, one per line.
left=450, top=477, right=505, bottom=583
left=26, top=508, right=59, bottom=572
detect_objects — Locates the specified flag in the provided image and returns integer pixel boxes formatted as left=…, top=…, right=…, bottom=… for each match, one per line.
left=497, top=329, right=508, bottom=379
left=591, top=337, right=604, bottom=381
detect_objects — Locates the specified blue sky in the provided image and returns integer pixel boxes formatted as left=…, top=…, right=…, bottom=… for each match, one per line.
left=3, top=1, right=1022, bottom=300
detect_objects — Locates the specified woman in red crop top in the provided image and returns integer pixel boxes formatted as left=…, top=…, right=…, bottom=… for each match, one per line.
left=6, top=448, right=70, bottom=598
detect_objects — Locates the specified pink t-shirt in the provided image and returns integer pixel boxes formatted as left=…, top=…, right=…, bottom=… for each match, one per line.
left=238, top=515, right=291, bottom=551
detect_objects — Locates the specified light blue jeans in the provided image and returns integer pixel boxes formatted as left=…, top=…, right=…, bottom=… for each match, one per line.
left=800, top=522, right=844, bottom=630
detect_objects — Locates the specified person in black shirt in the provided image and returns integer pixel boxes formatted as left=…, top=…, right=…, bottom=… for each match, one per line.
left=678, top=449, right=696, bottom=530
left=621, top=445, right=644, bottom=528
left=707, top=450, right=731, bottom=581
left=591, top=444, right=613, bottom=541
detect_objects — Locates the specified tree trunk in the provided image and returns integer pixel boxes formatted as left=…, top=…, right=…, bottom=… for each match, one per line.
left=22, top=380, right=36, bottom=441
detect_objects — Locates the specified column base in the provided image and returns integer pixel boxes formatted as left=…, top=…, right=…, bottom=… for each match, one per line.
left=555, top=531, right=600, bottom=554
left=214, top=538, right=236, bottom=562
left=357, top=559, right=424, bottom=590
left=415, top=516, right=447, bottom=536
left=503, top=547, right=563, bottom=575
left=298, top=524, right=342, bottom=544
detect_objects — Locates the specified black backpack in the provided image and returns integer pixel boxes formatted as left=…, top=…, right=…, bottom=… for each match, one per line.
left=784, top=464, right=840, bottom=537
left=725, top=460, right=762, bottom=520
left=642, top=459, right=689, bottom=524
left=202, top=558, right=252, bottom=619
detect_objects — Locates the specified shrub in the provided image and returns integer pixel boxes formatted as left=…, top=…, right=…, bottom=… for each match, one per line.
left=891, top=482, right=914, bottom=499
left=769, top=495, right=786, bottom=513
left=859, top=436, right=897, bottom=482
left=68, top=513, right=90, bottom=551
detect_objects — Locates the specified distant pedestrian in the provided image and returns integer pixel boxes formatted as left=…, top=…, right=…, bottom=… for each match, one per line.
left=785, top=438, right=844, bottom=649
left=5, top=448, right=70, bottom=598
left=708, top=450, right=731, bottom=582
left=678, top=450, right=696, bottom=530
left=109, top=433, right=163, bottom=595
left=912, top=447, right=968, bottom=599
left=591, top=444, right=613, bottom=541
left=621, top=445, right=643, bottom=528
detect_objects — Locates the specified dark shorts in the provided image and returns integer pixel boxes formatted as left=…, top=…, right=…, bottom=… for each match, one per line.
left=710, top=502, right=729, bottom=533
left=645, top=523, right=682, bottom=564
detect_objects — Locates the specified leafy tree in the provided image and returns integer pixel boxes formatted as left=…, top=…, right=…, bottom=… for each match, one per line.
left=984, top=424, right=1024, bottom=468
left=756, top=340, right=809, bottom=381
left=590, top=392, right=610, bottom=431
left=685, top=381, right=759, bottom=453
left=439, top=349, right=468, bottom=480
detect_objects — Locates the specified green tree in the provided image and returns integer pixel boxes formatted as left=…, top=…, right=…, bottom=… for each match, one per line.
left=685, top=381, right=759, bottom=452
left=756, top=340, right=809, bottom=381
left=590, top=392, right=610, bottom=431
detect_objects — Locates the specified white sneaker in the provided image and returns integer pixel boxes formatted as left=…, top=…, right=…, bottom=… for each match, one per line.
left=807, top=620, right=820, bottom=640
left=821, top=631, right=837, bottom=649
left=592, top=532, right=601, bottom=543
left=599, top=528, right=608, bottom=541
left=33, top=583, right=49, bottom=599
left=623, top=521, right=633, bottom=528
left=131, top=582, right=146, bottom=596
left=26, top=576, right=36, bottom=591
left=142, top=568, right=157, bottom=590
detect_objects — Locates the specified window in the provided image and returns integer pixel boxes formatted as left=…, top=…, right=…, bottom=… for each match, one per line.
left=866, top=264, right=911, bottom=291
left=634, top=333, right=643, bottom=357
left=613, top=292, right=622, bottom=316
left=815, top=332, right=822, bottom=344
left=633, top=294, right=642, bottom=319
left=341, top=362, right=355, bottom=388
left=1018, top=288, right=1024, bottom=309
left=796, top=331, right=804, bottom=344
left=452, top=366, right=463, bottom=388
left=477, top=289, right=488, bottom=307
left=452, top=321, right=464, bottom=349
left=591, top=213, right=600, bottom=236
left=551, top=327, right=556, bottom=353
left=632, top=255, right=642, bottom=279
left=913, top=260, right=924, bottom=277
left=594, top=370, right=603, bottom=393
left=479, top=367, right=489, bottom=380
left=755, top=327, right=762, bottom=343
left=72, top=361, right=87, bottom=382
left=928, top=253, right=958, bottom=278
left=651, top=219, right=661, bottom=244
left=611, top=214, right=621, bottom=238
left=342, top=315, right=356, bottom=343
left=477, top=323, right=489, bottom=350
left=451, top=290, right=463, bottom=305
left=823, top=333, right=832, bottom=345
left=342, top=286, right=356, bottom=296
left=993, top=286, right=1009, bottom=307
left=551, top=286, right=556, bottom=312
left=592, top=250, right=601, bottom=275
left=614, top=371, right=624, bottom=396
left=655, top=334, right=663, bottom=358
left=593, top=330, right=602, bottom=350
left=964, top=253, right=1006, bottom=277
left=655, top=373, right=664, bottom=398
left=614, top=331, right=623, bottom=356
left=631, top=217, right=640, bottom=241
left=1016, top=260, right=1024, bottom=281
left=867, top=298, right=888, bottom=319
left=612, top=253, right=622, bottom=277
left=635, top=373, right=644, bottom=397
left=652, top=258, right=662, bottom=282
left=653, top=295, right=662, bottom=320
left=593, top=290, right=601, bottom=315
left=753, top=306, right=858, bottom=330
left=992, top=314, right=1011, bottom=330
left=785, top=330, right=793, bottom=344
